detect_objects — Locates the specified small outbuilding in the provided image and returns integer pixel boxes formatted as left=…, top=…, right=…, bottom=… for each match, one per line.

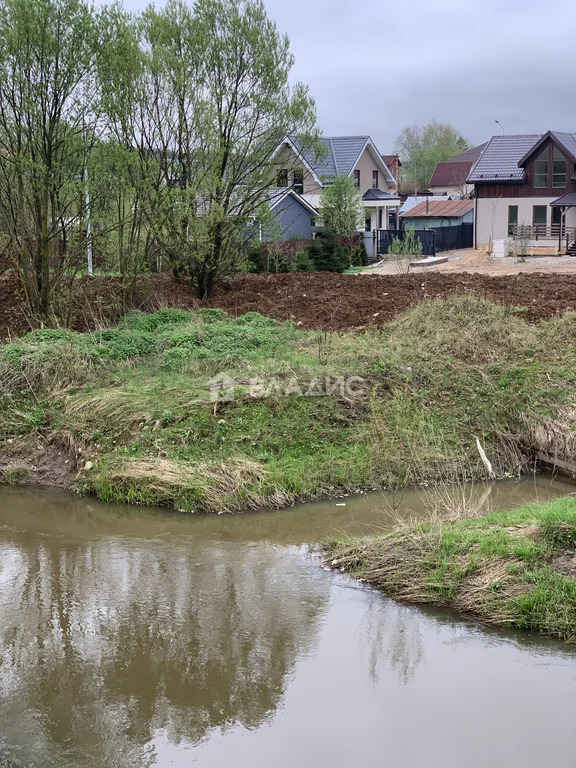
left=400, top=198, right=474, bottom=230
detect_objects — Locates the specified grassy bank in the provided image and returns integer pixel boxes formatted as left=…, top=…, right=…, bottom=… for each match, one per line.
left=1, top=295, right=575, bottom=512
left=326, top=495, right=576, bottom=641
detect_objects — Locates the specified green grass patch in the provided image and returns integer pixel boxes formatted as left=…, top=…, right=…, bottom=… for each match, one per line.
left=327, top=495, right=576, bottom=642
left=1, top=296, right=576, bottom=513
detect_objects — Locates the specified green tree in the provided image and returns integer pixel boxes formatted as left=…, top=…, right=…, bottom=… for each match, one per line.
left=395, top=121, right=469, bottom=193
left=0, top=0, right=108, bottom=316
left=106, top=0, right=319, bottom=298
left=319, top=174, right=363, bottom=265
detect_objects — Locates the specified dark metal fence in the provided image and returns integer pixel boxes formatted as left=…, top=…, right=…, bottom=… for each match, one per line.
left=434, top=223, right=473, bottom=252
left=375, top=223, right=473, bottom=259
left=376, top=229, right=436, bottom=257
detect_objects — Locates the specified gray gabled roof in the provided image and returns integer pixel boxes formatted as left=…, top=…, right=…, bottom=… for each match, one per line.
left=269, top=187, right=319, bottom=215
left=362, top=188, right=400, bottom=201
left=468, top=131, right=576, bottom=183
left=289, top=135, right=388, bottom=182
left=467, top=135, right=540, bottom=182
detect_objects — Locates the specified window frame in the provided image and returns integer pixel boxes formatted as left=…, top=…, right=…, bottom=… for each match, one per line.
left=533, top=149, right=548, bottom=189
left=372, top=170, right=379, bottom=189
left=276, top=168, right=288, bottom=188
left=552, top=146, right=567, bottom=189
left=354, top=170, right=361, bottom=189
left=507, top=205, right=518, bottom=237
left=532, top=204, right=547, bottom=230
left=292, top=168, right=304, bottom=194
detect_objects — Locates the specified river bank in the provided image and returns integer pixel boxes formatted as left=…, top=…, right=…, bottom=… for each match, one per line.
left=1, top=295, right=576, bottom=512
left=326, top=494, right=576, bottom=642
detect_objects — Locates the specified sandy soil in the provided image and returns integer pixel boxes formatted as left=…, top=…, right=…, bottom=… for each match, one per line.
left=366, top=249, right=576, bottom=276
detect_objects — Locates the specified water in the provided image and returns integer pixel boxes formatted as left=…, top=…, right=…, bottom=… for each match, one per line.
left=0, top=476, right=575, bottom=768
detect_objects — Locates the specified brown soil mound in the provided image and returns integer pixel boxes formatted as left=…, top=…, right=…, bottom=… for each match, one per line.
left=1, top=271, right=576, bottom=338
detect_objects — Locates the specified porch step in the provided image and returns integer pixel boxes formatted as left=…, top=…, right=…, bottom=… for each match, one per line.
left=568, top=240, right=576, bottom=257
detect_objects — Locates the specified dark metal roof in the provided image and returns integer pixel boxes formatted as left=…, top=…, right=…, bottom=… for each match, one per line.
left=382, top=154, right=402, bottom=167
left=518, top=130, right=576, bottom=165
left=362, top=188, right=400, bottom=201
left=430, top=161, right=475, bottom=188
left=430, top=143, right=488, bottom=188
left=400, top=199, right=474, bottom=218
left=550, top=192, right=576, bottom=207
left=467, top=135, right=540, bottom=183
left=468, top=131, right=576, bottom=183
left=288, top=136, right=394, bottom=184
left=290, top=136, right=368, bottom=179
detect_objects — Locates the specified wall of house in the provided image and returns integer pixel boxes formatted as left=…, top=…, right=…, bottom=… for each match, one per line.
left=266, top=195, right=313, bottom=241
left=272, top=144, right=321, bottom=196
left=354, top=146, right=393, bottom=194
left=475, top=197, right=576, bottom=248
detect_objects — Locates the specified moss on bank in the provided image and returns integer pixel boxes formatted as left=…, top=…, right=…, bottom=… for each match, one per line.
left=326, top=496, right=576, bottom=642
left=0, top=296, right=575, bottom=512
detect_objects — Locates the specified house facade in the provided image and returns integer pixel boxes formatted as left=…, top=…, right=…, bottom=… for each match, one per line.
left=271, top=136, right=401, bottom=255
left=468, top=131, right=576, bottom=254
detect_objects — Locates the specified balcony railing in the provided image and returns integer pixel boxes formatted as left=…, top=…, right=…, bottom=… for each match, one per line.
left=510, top=225, right=576, bottom=251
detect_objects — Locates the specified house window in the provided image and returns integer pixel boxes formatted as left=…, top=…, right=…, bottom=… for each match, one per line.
left=378, top=208, right=383, bottom=228
left=292, top=168, right=304, bottom=194
left=552, top=207, right=563, bottom=234
left=553, top=147, right=567, bottom=188
left=507, top=205, right=518, bottom=236
left=533, top=205, right=547, bottom=232
left=354, top=170, right=360, bottom=188
left=372, top=170, right=379, bottom=189
left=534, top=149, right=548, bottom=189
left=277, top=169, right=288, bottom=188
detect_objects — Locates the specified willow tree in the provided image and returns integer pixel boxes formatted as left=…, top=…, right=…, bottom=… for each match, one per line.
left=0, top=0, right=108, bottom=316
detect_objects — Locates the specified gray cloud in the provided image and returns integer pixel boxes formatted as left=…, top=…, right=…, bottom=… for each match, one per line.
left=106, top=0, right=576, bottom=152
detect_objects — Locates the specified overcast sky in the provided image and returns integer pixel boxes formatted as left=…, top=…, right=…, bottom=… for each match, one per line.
left=111, top=0, right=575, bottom=153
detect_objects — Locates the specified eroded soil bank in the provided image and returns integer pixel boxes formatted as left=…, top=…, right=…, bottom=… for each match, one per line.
left=1, top=296, right=576, bottom=512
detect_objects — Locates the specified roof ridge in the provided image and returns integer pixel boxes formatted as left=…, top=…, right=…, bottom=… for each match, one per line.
left=325, top=134, right=369, bottom=140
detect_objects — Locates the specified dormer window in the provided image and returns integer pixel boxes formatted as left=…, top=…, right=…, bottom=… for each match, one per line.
left=534, top=149, right=548, bottom=188
left=553, top=147, right=567, bottom=188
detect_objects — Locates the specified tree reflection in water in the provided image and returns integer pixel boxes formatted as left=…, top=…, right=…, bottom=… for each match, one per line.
left=0, top=536, right=327, bottom=767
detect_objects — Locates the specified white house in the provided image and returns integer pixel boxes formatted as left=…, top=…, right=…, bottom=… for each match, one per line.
left=272, top=135, right=401, bottom=256
left=468, top=131, right=576, bottom=255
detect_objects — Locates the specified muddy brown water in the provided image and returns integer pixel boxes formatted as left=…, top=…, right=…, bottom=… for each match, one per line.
left=1, top=476, right=576, bottom=768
